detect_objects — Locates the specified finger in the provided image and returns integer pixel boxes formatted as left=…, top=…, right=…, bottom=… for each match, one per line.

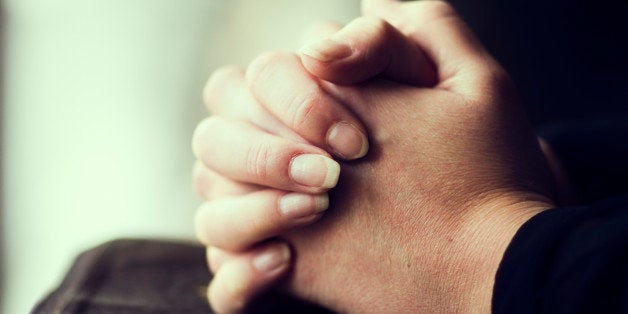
left=299, top=16, right=437, bottom=86
left=203, top=66, right=305, bottom=143
left=192, top=116, right=340, bottom=193
left=300, top=21, right=342, bottom=47
left=208, top=241, right=291, bottom=314
left=361, top=0, right=498, bottom=95
left=246, top=51, right=369, bottom=160
left=207, top=246, right=237, bottom=274
left=360, top=0, right=401, bottom=18
left=195, top=189, right=328, bottom=251
left=321, top=79, right=434, bottom=130
left=193, top=160, right=260, bottom=200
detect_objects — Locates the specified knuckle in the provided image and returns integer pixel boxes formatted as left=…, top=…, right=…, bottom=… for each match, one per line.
left=205, top=246, right=228, bottom=273
left=194, top=205, right=211, bottom=245
left=191, top=116, right=222, bottom=159
left=471, top=65, right=516, bottom=105
left=361, top=16, right=396, bottom=48
left=195, top=201, right=243, bottom=250
left=360, top=16, right=391, bottom=36
left=206, top=250, right=219, bottom=274
left=207, top=246, right=226, bottom=274
left=287, top=88, right=321, bottom=130
left=484, top=66, right=512, bottom=91
left=203, top=65, right=243, bottom=112
left=195, top=202, right=231, bottom=248
left=192, top=161, right=211, bottom=199
left=244, top=140, right=274, bottom=183
left=246, top=51, right=295, bottom=84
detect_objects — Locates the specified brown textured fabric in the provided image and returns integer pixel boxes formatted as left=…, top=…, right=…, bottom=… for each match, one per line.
left=33, top=239, right=332, bottom=314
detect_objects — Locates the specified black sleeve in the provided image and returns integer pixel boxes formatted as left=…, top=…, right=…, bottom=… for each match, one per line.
left=493, top=195, right=628, bottom=314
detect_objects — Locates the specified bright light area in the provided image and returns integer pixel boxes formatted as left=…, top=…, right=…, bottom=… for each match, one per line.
left=1, top=0, right=359, bottom=313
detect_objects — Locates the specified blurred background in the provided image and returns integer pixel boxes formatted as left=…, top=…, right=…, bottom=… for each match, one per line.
left=2, top=0, right=627, bottom=313
left=1, top=0, right=359, bottom=313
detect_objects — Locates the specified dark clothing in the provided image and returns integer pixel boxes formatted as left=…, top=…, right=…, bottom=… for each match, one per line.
left=494, top=195, right=628, bottom=313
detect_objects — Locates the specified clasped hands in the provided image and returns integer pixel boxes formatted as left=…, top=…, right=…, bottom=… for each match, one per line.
left=192, top=0, right=555, bottom=313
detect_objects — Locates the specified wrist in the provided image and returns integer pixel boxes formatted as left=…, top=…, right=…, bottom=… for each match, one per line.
left=443, top=193, right=554, bottom=313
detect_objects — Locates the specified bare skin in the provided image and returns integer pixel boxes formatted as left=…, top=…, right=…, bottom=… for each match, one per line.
left=192, top=0, right=556, bottom=312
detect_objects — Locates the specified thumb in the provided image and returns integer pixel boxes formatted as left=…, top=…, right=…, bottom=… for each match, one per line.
left=362, top=0, right=495, bottom=91
left=299, top=16, right=437, bottom=86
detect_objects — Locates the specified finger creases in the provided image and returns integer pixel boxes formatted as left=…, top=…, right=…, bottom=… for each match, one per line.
left=194, top=189, right=328, bottom=251
left=192, top=116, right=339, bottom=193
left=192, top=160, right=260, bottom=200
left=245, top=51, right=369, bottom=160
left=202, top=65, right=306, bottom=143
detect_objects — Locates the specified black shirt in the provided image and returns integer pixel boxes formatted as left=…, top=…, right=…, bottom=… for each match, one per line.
left=494, top=195, right=628, bottom=313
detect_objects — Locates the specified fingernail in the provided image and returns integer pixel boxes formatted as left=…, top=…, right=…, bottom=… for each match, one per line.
left=253, top=244, right=290, bottom=273
left=300, top=38, right=352, bottom=62
left=290, top=154, right=340, bottom=189
left=279, top=193, right=329, bottom=218
left=327, top=122, right=369, bottom=160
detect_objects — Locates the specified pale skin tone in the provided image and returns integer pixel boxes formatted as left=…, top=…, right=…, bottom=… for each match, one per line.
left=192, top=0, right=557, bottom=313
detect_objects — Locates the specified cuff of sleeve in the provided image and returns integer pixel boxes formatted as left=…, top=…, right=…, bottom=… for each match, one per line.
left=492, top=195, right=628, bottom=314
